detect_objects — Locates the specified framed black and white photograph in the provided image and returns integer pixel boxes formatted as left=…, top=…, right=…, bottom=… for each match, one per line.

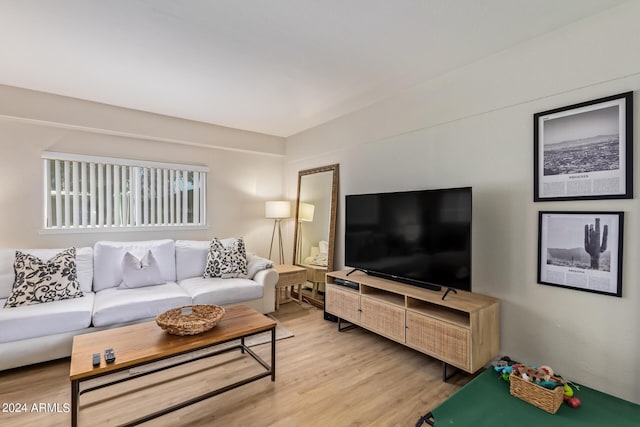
left=538, top=211, right=623, bottom=297
left=533, top=91, right=633, bottom=201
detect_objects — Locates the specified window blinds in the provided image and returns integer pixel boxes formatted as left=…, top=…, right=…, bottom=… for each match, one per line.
left=42, top=152, right=207, bottom=230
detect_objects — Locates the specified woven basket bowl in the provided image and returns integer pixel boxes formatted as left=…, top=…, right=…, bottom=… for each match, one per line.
left=509, top=372, right=564, bottom=414
left=156, top=305, right=225, bottom=336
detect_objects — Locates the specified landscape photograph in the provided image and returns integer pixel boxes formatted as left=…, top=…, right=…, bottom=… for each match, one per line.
left=547, top=246, right=611, bottom=272
left=542, top=104, right=620, bottom=176
left=543, top=135, right=619, bottom=176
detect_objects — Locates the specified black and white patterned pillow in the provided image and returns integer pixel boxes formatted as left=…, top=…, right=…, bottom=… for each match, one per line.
left=203, top=238, right=248, bottom=279
left=4, top=248, right=83, bottom=308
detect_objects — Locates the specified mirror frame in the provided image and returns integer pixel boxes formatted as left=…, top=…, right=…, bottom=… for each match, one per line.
left=292, top=164, right=340, bottom=276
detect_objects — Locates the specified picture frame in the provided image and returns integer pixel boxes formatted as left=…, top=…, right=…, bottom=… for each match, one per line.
left=533, top=91, right=633, bottom=201
left=538, top=211, right=623, bottom=297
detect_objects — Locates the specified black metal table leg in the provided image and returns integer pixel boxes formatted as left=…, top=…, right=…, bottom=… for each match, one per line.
left=442, top=362, right=460, bottom=382
left=415, top=411, right=435, bottom=426
left=71, top=379, right=79, bottom=427
left=271, top=326, right=276, bottom=381
left=337, top=317, right=357, bottom=332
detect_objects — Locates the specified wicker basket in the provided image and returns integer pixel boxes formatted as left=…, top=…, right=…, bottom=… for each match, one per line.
left=509, top=372, right=564, bottom=414
left=156, top=305, right=225, bottom=336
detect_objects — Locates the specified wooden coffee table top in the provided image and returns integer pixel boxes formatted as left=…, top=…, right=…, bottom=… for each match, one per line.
left=70, top=304, right=276, bottom=381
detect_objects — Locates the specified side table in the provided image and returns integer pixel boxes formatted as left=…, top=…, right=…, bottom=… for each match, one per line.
left=273, top=264, right=307, bottom=310
left=298, top=263, right=327, bottom=298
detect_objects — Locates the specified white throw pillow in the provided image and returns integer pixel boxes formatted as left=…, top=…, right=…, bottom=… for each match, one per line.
left=119, top=250, right=164, bottom=289
left=203, top=238, right=248, bottom=279
left=93, top=240, right=176, bottom=291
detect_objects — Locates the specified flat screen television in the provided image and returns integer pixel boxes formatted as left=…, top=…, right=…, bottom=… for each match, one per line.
left=345, top=187, right=472, bottom=292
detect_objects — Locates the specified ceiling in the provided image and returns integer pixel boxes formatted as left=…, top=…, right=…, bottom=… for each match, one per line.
left=0, top=0, right=627, bottom=137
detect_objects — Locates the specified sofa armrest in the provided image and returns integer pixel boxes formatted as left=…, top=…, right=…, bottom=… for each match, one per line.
left=253, top=268, right=278, bottom=313
left=253, top=268, right=278, bottom=289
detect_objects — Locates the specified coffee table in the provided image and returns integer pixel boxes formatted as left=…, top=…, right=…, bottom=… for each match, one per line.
left=69, top=304, right=276, bottom=427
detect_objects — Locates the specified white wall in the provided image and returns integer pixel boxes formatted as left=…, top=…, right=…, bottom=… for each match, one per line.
left=0, top=85, right=286, bottom=257
left=286, top=2, right=640, bottom=403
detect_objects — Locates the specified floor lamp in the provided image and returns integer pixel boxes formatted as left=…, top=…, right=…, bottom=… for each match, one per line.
left=265, top=201, right=291, bottom=264
left=296, top=202, right=315, bottom=264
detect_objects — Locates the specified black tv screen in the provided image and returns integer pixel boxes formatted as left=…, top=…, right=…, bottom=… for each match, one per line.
left=345, top=187, right=472, bottom=292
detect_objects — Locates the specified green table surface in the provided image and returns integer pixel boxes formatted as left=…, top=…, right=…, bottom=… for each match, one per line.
left=432, top=369, right=639, bottom=427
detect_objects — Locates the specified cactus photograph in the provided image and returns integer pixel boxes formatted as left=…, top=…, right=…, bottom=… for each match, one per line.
left=545, top=217, right=610, bottom=272
left=538, top=211, right=623, bottom=297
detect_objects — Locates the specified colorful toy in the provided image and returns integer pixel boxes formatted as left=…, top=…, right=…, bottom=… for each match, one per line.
left=567, top=397, right=581, bottom=408
left=564, top=384, right=574, bottom=398
left=492, top=357, right=515, bottom=381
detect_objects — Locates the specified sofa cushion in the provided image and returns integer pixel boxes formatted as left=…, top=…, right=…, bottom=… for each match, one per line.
left=93, top=240, right=176, bottom=292
left=0, top=293, right=94, bottom=343
left=92, top=282, right=191, bottom=327
left=119, top=250, right=163, bottom=289
left=203, top=238, right=248, bottom=279
left=179, top=277, right=263, bottom=306
left=175, top=239, right=236, bottom=281
left=5, top=248, right=84, bottom=308
left=0, top=246, right=93, bottom=299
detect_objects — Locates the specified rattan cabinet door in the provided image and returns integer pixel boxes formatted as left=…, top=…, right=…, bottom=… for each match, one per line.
left=360, top=296, right=405, bottom=342
left=406, top=311, right=470, bottom=370
left=326, top=285, right=360, bottom=323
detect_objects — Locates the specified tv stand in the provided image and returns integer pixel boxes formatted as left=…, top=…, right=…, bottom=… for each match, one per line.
left=325, top=270, right=499, bottom=379
left=346, top=268, right=367, bottom=276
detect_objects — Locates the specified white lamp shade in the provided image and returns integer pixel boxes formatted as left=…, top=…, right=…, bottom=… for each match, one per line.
left=298, top=202, right=315, bottom=222
left=265, top=201, right=291, bottom=219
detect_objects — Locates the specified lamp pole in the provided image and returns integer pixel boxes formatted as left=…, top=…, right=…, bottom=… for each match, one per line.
left=265, top=200, right=291, bottom=265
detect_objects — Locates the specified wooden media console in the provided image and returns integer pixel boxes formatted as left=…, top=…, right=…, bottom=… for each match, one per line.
left=325, top=270, right=500, bottom=380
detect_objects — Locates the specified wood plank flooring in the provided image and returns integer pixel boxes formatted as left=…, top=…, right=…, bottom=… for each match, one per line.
left=0, top=303, right=475, bottom=426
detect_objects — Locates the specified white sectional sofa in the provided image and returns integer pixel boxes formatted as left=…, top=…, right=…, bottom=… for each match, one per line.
left=0, top=239, right=278, bottom=371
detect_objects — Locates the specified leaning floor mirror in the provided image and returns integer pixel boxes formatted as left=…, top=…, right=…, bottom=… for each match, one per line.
left=292, top=164, right=339, bottom=309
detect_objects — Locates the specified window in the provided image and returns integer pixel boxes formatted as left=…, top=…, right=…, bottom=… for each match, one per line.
left=42, top=152, right=208, bottom=231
